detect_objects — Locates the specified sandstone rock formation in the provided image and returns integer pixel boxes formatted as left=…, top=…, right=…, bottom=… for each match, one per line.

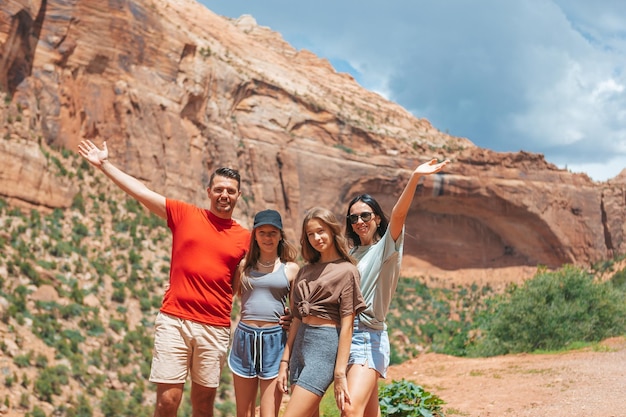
left=1, top=0, right=624, bottom=270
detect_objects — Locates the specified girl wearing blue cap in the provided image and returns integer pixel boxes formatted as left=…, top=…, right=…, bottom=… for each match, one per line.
left=228, top=210, right=300, bottom=417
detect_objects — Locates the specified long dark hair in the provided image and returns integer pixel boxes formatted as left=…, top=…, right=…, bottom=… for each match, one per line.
left=345, top=194, right=389, bottom=247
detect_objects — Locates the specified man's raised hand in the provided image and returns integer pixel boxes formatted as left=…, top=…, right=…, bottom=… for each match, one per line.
left=78, top=140, right=108, bottom=167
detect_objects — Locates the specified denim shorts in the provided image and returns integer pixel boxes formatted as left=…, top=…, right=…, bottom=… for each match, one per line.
left=228, top=321, right=286, bottom=380
left=348, top=317, right=390, bottom=378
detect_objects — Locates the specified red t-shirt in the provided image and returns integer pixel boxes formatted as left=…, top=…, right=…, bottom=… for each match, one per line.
left=160, top=199, right=250, bottom=326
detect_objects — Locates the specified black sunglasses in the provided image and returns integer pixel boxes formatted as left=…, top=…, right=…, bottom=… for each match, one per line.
left=348, top=211, right=374, bottom=224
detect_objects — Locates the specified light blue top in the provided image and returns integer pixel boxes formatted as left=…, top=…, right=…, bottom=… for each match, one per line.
left=350, top=227, right=404, bottom=330
left=240, top=264, right=290, bottom=322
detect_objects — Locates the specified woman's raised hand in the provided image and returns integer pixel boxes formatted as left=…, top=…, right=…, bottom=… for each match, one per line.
left=415, top=158, right=450, bottom=176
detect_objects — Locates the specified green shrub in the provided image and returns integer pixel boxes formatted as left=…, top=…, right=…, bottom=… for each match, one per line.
left=66, top=394, right=93, bottom=417
left=72, top=220, right=89, bottom=241
left=49, top=241, right=73, bottom=257
left=14, top=351, right=32, bottom=368
left=19, top=392, right=29, bottom=408
left=33, top=312, right=63, bottom=347
left=215, top=400, right=236, bottom=417
left=109, top=318, right=127, bottom=334
left=36, top=260, right=57, bottom=271
left=60, top=303, right=86, bottom=319
left=69, top=281, right=85, bottom=304
left=386, top=277, right=491, bottom=358
left=125, top=397, right=152, bottom=417
left=125, top=197, right=143, bottom=214
left=91, top=256, right=114, bottom=277
left=379, top=379, right=445, bottom=417
left=29, top=209, right=42, bottom=229
left=468, top=265, right=626, bottom=356
left=35, top=354, right=48, bottom=368
left=80, top=316, right=105, bottom=336
left=111, top=286, right=126, bottom=303
left=19, top=261, right=40, bottom=282
left=62, top=329, right=85, bottom=352
left=50, top=155, right=68, bottom=176
left=72, top=192, right=86, bottom=215
left=610, top=266, right=626, bottom=289
left=34, top=365, right=69, bottom=402
left=100, top=389, right=126, bottom=417
left=28, top=406, right=46, bottom=417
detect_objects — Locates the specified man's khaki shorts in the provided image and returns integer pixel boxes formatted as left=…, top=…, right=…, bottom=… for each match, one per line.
left=149, top=312, right=230, bottom=388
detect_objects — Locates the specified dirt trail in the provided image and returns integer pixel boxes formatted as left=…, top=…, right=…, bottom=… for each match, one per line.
left=386, top=336, right=626, bottom=417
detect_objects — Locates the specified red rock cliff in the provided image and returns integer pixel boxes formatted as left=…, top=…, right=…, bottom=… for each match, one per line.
left=1, top=0, right=624, bottom=270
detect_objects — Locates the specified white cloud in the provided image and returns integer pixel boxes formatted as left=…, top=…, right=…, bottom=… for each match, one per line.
left=565, top=157, right=626, bottom=182
left=201, top=0, right=626, bottom=182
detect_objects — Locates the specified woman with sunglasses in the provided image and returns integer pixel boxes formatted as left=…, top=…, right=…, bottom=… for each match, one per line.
left=341, top=158, right=450, bottom=417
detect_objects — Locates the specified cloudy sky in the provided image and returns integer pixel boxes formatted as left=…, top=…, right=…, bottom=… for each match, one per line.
left=200, top=1, right=626, bottom=182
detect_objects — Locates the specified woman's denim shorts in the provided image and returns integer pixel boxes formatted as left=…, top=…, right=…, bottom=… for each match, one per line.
left=228, top=321, right=286, bottom=379
left=348, top=317, right=390, bottom=378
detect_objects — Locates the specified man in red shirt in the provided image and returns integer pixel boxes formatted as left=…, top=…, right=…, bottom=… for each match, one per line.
left=78, top=139, right=250, bottom=417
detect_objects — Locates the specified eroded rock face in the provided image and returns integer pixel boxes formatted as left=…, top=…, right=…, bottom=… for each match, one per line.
left=1, top=0, right=624, bottom=270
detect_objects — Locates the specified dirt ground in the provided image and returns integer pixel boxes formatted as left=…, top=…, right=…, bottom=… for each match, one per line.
left=386, top=336, right=626, bottom=417
left=384, top=259, right=626, bottom=417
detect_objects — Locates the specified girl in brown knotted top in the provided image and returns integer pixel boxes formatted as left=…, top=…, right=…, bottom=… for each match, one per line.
left=277, top=207, right=366, bottom=416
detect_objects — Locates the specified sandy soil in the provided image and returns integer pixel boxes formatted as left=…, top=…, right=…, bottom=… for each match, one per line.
left=386, top=336, right=626, bottom=417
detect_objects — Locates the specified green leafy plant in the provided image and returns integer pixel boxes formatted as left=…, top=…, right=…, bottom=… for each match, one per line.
left=379, top=379, right=445, bottom=417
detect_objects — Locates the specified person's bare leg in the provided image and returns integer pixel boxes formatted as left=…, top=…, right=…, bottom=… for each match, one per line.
left=282, top=385, right=322, bottom=417
left=233, top=374, right=260, bottom=417
left=259, top=377, right=283, bottom=417
left=190, top=381, right=217, bottom=417
left=341, top=364, right=380, bottom=417
left=154, top=383, right=184, bottom=417
left=363, top=380, right=382, bottom=417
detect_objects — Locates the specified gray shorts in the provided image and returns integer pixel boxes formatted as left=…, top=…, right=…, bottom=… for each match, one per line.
left=228, top=322, right=286, bottom=379
left=289, top=323, right=340, bottom=397
left=348, top=317, right=390, bottom=378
